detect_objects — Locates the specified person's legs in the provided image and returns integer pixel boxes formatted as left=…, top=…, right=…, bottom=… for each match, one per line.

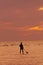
left=22, top=49, right=24, bottom=54
left=20, top=48, right=24, bottom=54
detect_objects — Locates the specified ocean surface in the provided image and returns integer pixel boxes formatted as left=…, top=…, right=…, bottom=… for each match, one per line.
left=0, top=41, right=43, bottom=65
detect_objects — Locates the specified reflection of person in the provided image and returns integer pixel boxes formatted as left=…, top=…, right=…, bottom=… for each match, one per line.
left=19, top=42, right=24, bottom=54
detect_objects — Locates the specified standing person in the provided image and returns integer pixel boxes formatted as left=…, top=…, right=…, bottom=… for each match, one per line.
left=19, top=42, right=24, bottom=54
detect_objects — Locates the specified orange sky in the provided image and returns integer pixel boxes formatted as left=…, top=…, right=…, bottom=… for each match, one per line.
left=0, top=0, right=43, bottom=41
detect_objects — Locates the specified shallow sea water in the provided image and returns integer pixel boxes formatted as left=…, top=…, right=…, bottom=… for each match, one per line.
left=0, top=41, right=43, bottom=65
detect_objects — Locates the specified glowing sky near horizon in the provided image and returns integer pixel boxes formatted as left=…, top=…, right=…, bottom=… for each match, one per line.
left=0, top=0, right=43, bottom=41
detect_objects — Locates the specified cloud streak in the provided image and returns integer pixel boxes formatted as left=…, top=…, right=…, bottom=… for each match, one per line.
left=38, top=7, right=43, bottom=11
left=0, top=22, right=43, bottom=31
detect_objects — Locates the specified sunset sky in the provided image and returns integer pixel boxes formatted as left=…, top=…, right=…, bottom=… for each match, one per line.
left=0, top=0, right=43, bottom=41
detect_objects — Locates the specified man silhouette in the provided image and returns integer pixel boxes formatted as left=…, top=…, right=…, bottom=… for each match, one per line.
left=19, top=42, right=24, bottom=54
